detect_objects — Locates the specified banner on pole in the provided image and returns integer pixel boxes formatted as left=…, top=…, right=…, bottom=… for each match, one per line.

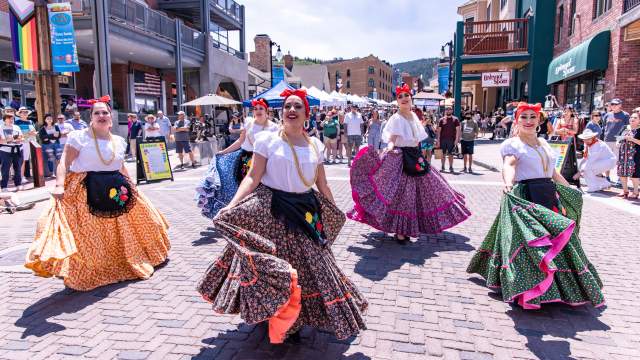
left=9, top=0, right=38, bottom=73
left=272, top=65, right=285, bottom=87
left=47, top=2, right=80, bottom=73
left=437, top=63, right=450, bottom=95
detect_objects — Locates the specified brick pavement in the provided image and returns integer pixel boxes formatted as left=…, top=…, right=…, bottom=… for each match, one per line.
left=0, top=162, right=639, bottom=360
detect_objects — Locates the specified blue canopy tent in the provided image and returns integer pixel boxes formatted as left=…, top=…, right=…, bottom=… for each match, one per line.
left=243, top=81, right=320, bottom=108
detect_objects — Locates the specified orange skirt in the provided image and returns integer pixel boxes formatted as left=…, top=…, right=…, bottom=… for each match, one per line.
left=25, top=172, right=170, bottom=291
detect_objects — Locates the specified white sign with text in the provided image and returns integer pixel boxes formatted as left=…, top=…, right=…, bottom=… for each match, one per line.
left=482, top=72, right=511, bottom=87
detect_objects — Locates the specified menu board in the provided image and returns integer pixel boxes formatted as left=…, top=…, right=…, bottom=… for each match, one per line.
left=548, top=139, right=580, bottom=187
left=137, top=139, right=173, bottom=183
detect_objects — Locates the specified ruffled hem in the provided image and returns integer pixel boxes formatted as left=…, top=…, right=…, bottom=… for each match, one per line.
left=348, top=146, right=470, bottom=236
left=195, top=150, right=242, bottom=219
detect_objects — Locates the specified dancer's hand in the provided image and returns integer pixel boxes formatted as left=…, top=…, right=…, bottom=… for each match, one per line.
left=503, top=183, right=513, bottom=193
left=51, top=185, right=65, bottom=200
left=215, top=205, right=233, bottom=219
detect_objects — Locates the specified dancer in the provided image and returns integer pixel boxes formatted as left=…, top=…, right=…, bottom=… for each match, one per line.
left=197, top=89, right=367, bottom=344
left=25, top=96, right=170, bottom=291
left=195, top=98, right=279, bottom=218
left=348, top=84, right=470, bottom=243
left=467, top=102, right=604, bottom=309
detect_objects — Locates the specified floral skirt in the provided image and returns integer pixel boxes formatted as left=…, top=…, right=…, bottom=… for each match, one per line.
left=195, top=150, right=242, bottom=219
left=466, top=183, right=605, bottom=309
left=197, top=185, right=367, bottom=343
left=25, top=172, right=171, bottom=291
left=347, top=145, right=471, bottom=237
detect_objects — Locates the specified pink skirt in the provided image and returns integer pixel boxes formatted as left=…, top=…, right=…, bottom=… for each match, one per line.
left=348, top=146, right=471, bottom=237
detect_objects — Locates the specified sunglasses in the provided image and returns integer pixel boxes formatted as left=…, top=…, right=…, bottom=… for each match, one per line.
left=592, top=114, right=601, bottom=117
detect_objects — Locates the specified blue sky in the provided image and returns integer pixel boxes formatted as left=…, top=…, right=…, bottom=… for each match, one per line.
left=242, top=0, right=469, bottom=64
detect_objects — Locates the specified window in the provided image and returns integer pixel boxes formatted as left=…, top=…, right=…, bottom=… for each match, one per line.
left=335, top=70, right=340, bottom=79
left=486, top=4, right=491, bottom=20
left=346, top=69, right=351, bottom=77
left=593, top=0, right=612, bottom=19
left=379, top=81, right=382, bottom=88
left=556, top=5, right=564, bottom=44
left=368, top=78, right=375, bottom=87
left=568, top=0, right=577, bottom=36
left=368, top=66, right=375, bottom=74
left=500, top=0, right=507, bottom=10
left=328, top=71, right=330, bottom=80
left=346, top=80, right=350, bottom=88
left=0, top=61, right=18, bottom=83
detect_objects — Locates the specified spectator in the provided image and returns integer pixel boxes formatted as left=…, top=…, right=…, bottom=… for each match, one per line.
left=144, top=114, right=163, bottom=141
left=54, top=114, right=73, bottom=160
left=322, top=110, right=340, bottom=163
left=344, top=105, right=364, bottom=166
left=585, top=110, right=603, bottom=136
left=436, top=106, right=461, bottom=173
left=228, top=112, right=243, bottom=145
left=38, top=113, right=60, bottom=177
left=193, top=115, right=213, bottom=142
left=64, top=98, right=78, bottom=116
left=337, top=111, right=347, bottom=161
left=66, top=111, right=88, bottom=131
left=553, top=105, right=578, bottom=141
left=574, top=129, right=616, bottom=193
left=419, top=113, right=437, bottom=164
left=0, top=113, right=24, bottom=192
left=616, top=111, right=640, bottom=199
left=156, top=110, right=172, bottom=142
left=127, top=113, right=144, bottom=160
left=173, top=111, right=196, bottom=169
left=604, top=98, right=630, bottom=183
left=15, top=107, right=36, bottom=179
left=366, top=109, right=383, bottom=153
left=305, top=109, right=318, bottom=138
left=460, top=112, right=479, bottom=173
left=536, top=112, right=553, bottom=139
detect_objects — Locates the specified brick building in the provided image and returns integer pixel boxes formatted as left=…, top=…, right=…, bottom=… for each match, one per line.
left=325, top=55, right=394, bottom=102
left=401, top=72, right=425, bottom=93
left=548, top=0, right=640, bottom=112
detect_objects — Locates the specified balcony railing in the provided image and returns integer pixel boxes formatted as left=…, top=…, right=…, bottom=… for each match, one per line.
left=181, top=24, right=205, bottom=52
left=625, top=0, right=640, bottom=12
left=211, top=38, right=245, bottom=60
left=214, top=0, right=241, bottom=22
left=463, top=19, right=528, bottom=56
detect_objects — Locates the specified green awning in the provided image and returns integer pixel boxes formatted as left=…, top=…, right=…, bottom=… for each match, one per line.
left=547, top=31, right=610, bottom=85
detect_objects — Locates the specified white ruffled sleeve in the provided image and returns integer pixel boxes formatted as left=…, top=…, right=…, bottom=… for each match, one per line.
left=253, top=131, right=274, bottom=158
left=311, top=137, right=325, bottom=163
left=500, top=138, right=520, bottom=159
left=66, top=129, right=86, bottom=151
left=381, top=114, right=403, bottom=143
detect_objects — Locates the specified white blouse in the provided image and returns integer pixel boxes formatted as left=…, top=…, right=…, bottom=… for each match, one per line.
left=382, top=112, right=428, bottom=147
left=500, top=137, right=558, bottom=181
left=241, top=117, right=279, bottom=152
left=67, top=129, right=127, bottom=172
left=254, top=131, right=325, bottom=193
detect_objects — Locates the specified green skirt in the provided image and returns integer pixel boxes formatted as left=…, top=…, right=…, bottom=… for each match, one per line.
left=466, top=183, right=605, bottom=309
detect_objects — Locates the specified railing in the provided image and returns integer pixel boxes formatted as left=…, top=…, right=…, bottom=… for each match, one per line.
left=109, top=0, right=176, bottom=40
left=214, top=0, right=241, bottom=22
left=211, top=39, right=245, bottom=60
left=625, top=0, right=640, bottom=12
left=181, top=24, right=205, bottom=52
left=463, top=19, right=528, bottom=55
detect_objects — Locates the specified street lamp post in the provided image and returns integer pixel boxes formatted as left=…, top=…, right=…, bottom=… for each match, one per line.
left=440, top=41, right=453, bottom=94
left=270, top=40, right=283, bottom=87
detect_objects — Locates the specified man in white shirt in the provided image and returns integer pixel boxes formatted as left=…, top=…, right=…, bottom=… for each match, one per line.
left=156, top=110, right=172, bottom=142
left=344, top=105, right=363, bottom=167
left=574, top=129, right=616, bottom=192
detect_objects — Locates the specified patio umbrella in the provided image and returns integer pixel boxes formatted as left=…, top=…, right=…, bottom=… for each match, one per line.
left=181, top=94, right=241, bottom=106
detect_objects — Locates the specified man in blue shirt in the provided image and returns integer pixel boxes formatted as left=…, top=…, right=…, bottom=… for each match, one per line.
left=66, top=111, right=88, bottom=130
left=128, top=114, right=144, bottom=160
left=603, top=98, right=629, bottom=184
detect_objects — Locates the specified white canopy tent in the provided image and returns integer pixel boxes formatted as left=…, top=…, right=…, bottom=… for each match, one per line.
left=181, top=94, right=241, bottom=107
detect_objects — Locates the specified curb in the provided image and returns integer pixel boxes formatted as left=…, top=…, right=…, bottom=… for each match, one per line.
left=472, top=160, right=500, bottom=172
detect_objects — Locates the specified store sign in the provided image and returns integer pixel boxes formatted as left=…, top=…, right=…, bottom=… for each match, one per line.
left=47, top=2, right=80, bottom=73
left=481, top=72, right=511, bottom=87
left=554, top=58, right=576, bottom=79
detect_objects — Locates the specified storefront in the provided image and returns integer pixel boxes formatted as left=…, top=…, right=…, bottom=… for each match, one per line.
left=547, top=30, right=610, bottom=113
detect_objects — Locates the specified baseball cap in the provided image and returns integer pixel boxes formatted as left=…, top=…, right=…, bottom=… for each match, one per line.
left=610, top=98, right=622, bottom=105
left=176, top=111, right=185, bottom=115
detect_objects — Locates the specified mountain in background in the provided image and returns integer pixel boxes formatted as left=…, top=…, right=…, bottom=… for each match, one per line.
left=393, top=58, right=440, bottom=84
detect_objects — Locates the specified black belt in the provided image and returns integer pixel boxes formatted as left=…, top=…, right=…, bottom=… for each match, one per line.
left=518, top=178, right=558, bottom=211
left=84, top=171, right=136, bottom=218
left=268, top=186, right=328, bottom=247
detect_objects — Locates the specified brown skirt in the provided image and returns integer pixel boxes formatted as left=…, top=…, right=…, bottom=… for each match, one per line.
left=25, top=172, right=171, bottom=291
left=197, top=185, right=367, bottom=342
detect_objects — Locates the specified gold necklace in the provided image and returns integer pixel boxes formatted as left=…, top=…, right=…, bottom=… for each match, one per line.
left=523, top=138, right=549, bottom=174
left=281, top=131, right=319, bottom=188
left=91, top=127, right=116, bottom=166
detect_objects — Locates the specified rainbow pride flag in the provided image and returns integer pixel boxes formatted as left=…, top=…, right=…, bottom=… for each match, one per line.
left=9, top=0, right=38, bottom=73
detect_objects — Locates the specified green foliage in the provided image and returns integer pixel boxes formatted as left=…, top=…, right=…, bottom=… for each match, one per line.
left=393, top=58, right=440, bottom=82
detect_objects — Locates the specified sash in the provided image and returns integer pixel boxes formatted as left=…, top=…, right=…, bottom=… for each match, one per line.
left=269, top=187, right=328, bottom=247
left=84, top=171, right=136, bottom=218
left=400, top=146, right=430, bottom=177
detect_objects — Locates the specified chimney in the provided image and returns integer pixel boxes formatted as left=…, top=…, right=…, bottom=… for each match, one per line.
left=284, top=52, right=293, bottom=72
left=250, top=34, right=271, bottom=73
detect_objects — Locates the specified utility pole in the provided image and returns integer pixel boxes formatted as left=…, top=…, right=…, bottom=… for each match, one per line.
left=33, top=0, right=61, bottom=125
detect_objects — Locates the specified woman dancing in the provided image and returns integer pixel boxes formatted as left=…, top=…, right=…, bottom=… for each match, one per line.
left=467, top=102, right=604, bottom=309
left=25, top=96, right=170, bottom=291
left=197, top=89, right=367, bottom=344
left=196, top=98, right=279, bottom=218
left=348, top=84, right=470, bottom=243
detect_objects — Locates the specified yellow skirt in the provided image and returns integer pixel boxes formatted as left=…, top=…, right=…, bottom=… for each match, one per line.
left=25, top=172, right=171, bottom=291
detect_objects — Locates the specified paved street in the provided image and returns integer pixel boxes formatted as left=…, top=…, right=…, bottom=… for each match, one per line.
left=1, top=143, right=640, bottom=360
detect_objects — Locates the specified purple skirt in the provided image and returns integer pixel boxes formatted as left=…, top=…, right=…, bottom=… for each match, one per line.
left=348, top=146, right=471, bottom=237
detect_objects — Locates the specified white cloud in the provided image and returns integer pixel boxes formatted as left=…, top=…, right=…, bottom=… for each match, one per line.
left=241, top=0, right=469, bottom=64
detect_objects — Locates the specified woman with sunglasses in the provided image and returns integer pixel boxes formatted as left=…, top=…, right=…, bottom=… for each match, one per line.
left=197, top=89, right=367, bottom=344
left=25, top=96, right=170, bottom=291
left=348, top=84, right=470, bottom=244
left=196, top=98, right=279, bottom=219
left=467, top=103, right=604, bottom=309
left=585, top=110, right=603, bottom=137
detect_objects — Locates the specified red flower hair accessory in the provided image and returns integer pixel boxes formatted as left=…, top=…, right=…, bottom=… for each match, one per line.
left=280, top=89, right=310, bottom=116
left=514, top=102, right=542, bottom=122
left=251, top=98, right=269, bottom=110
left=87, top=95, right=111, bottom=105
left=396, top=84, right=411, bottom=97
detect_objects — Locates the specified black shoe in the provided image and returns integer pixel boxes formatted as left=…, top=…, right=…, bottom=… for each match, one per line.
left=441, top=165, right=445, bottom=172
left=285, top=330, right=302, bottom=344
left=468, top=167, right=473, bottom=173
left=395, top=234, right=409, bottom=245
left=462, top=167, right=467, bottom=173
left=449, top=166, right=454, bottom=173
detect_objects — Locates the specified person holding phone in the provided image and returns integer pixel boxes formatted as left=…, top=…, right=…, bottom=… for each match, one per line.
left=0, top=113, right=24, bottom=191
